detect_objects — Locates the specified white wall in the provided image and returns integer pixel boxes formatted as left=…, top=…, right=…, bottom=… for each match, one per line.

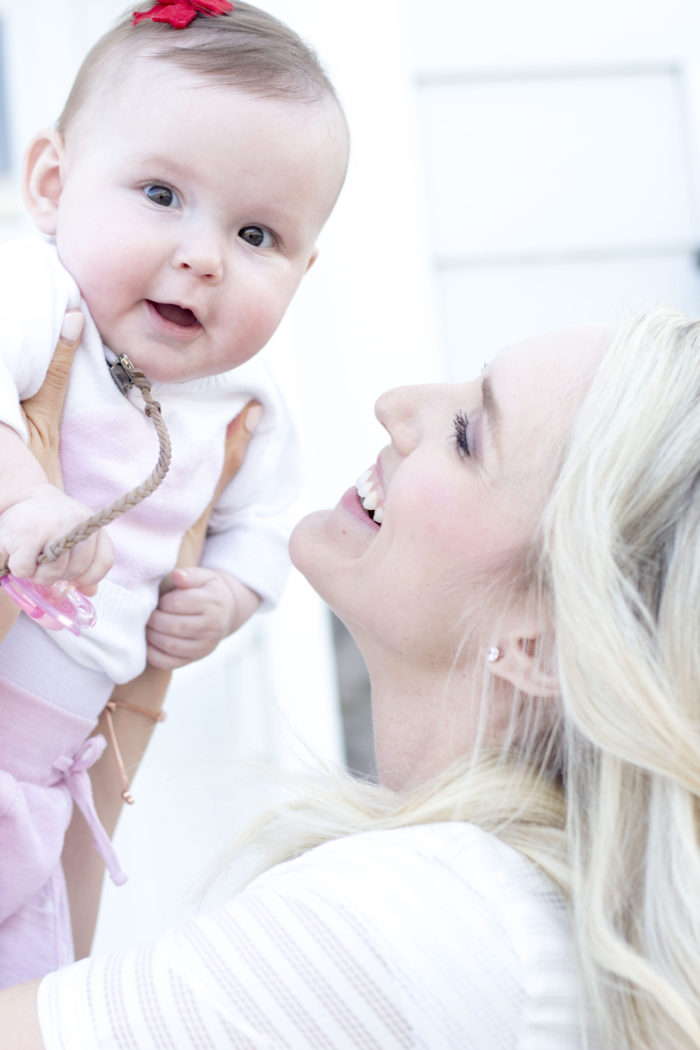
left=404, top=0, right=700, bottom=374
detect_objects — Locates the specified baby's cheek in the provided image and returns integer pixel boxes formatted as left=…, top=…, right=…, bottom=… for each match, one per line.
left=221, top=293, right=288, bottom=368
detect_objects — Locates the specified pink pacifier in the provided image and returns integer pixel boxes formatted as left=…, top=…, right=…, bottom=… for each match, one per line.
left=0, top=575, right=96, bottom=636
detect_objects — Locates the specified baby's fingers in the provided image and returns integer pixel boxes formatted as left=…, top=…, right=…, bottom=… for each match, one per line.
left=155, top=586, right=210, bottom=618
left=4, top=541, right=50, bottom=581
left=146, top=625, right=213, bottom=670
left=33, top=530, right=114, bottom=588
left=67, top=529, right=114, bottom=590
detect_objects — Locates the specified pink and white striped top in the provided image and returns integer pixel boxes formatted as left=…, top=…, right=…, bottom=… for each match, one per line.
left=38, top=823, right=594, bottom=1049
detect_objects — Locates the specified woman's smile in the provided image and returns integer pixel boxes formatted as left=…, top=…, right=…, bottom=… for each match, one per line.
left=356, top=464, right=385, bottom=524
left=339, top=485, right=381, bottom=533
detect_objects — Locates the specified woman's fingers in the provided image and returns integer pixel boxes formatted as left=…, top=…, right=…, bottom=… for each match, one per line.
left=214, top=400, right=262, bottom=504
left=168, top=400, right=262, bottom=580
left=22, top=310, right=84, bottom=486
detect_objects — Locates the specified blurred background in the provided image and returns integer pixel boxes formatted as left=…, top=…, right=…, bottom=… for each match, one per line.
left=0, top=0, right=699, bottom=948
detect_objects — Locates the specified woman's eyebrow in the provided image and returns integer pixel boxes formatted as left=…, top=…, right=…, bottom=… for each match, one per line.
left=481, top=373, right=500, bottom=445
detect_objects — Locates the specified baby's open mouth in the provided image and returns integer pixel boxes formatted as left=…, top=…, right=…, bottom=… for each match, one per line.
left=149, top=301, right=199, bottom=327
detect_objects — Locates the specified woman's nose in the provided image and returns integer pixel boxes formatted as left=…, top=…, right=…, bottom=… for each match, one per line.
left=374, top=386, right=422, bottom=454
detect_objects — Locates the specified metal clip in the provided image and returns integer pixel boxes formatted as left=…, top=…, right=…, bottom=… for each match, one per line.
left=108, top=354, right=138, bottom=395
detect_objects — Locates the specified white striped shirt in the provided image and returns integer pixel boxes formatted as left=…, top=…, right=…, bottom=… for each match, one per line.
left=38, top=823, right=594, bottom=1048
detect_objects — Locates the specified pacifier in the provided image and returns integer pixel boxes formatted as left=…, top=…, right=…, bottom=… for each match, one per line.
left=0, top=575, right=96, bottom=636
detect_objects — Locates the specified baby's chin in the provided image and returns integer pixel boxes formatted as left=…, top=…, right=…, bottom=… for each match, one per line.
left=103, top=332, right=258, bottom=386
left=104, top=349, right=169, bottom=388
left=106, top=351, right=200, bottom=386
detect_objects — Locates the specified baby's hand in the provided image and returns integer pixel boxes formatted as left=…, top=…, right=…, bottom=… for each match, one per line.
left=145, top=567, right=261, bottom=670
left=0, top=481, right=114, bottom=589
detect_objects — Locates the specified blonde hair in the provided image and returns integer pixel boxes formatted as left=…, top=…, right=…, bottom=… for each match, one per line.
left=234, top=307, right=700, bottom=1048
left=57, top=2, right=345, bottom=135
left=544, top=307, right=700, bottom=1048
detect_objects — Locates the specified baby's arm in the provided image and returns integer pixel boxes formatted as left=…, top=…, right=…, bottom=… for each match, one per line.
left=0, top=421, right=114, bottom=588
left=145, top=568, right=261, bottom=670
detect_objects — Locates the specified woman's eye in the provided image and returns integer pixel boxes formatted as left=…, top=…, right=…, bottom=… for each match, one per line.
left=239, top=225, right=275, bottom=248
left=144, top=184, right=179, bottom=207
left=452, top=410, right=472, bottom=458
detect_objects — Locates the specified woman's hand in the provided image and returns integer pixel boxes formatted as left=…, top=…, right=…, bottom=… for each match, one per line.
left=146, top=404, right=263, bottom=669
left=166, top=403, right=263, bottom=573
left=22, top=310, right=83, bottom=486
left=0, top=310, right=85, bottom=638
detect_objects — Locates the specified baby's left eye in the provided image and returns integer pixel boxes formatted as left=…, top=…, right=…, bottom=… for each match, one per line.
left=239, top=225, right=275, bottom=249
left=144, top=184, right=179, bottom=207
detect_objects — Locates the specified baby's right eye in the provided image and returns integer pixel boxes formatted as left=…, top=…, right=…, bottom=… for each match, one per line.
left=144, top=184, right=179, bottom=207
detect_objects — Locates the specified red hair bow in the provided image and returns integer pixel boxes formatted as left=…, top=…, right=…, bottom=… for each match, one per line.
left=133, top=0, right=234, bottom=29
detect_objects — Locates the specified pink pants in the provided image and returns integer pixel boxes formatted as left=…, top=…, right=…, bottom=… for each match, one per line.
left=0, top=678, right=126, bottom=987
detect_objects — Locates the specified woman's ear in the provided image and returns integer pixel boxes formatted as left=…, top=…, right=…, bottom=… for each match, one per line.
left=487, top=631, right=560, bottom=698
left=23, top=129, right=65, bottom=235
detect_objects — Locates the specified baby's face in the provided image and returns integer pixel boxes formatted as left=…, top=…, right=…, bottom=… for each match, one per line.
left=51, top=60, right=347, bottom=383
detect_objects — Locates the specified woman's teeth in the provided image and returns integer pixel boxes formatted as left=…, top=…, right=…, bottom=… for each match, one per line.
left=356, top=467, right=384, bottom=524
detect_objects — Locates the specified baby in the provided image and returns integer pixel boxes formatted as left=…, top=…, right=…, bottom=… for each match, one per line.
left=0, top=0, right=348, bottom=986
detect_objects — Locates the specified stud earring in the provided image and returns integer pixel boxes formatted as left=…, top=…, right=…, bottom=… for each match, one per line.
left=486, top=646, right=503, bottom=663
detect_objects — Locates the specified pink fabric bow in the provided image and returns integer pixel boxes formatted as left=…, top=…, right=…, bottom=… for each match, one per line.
left=53, top=736, right=128, bottom=887
left=133, top=0, right=234, bottom=29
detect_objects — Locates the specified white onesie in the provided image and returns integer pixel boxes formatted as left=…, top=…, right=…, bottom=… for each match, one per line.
left=0, top=234, right=302, bottom=711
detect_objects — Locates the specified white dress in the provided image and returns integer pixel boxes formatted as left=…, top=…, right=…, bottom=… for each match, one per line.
left=38, top=822, right=596, bottom=1049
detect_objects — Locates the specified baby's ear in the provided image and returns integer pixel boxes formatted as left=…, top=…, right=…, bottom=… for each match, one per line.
left=305, top=246, right=319, bottom=273
left=23, top=129, right=65, bottom=235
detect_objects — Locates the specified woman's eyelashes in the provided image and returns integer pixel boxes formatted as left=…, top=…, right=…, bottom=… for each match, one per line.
left=452, top=410, right=472, bottom=458
left=143, top=183, right=180, bottom=208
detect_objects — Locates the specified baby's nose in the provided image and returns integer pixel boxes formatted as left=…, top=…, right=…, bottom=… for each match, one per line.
left=172, top=232, right=224, bottom=282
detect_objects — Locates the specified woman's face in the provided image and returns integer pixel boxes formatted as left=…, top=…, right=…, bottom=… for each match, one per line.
left=290, top=326, right=610, bottom=670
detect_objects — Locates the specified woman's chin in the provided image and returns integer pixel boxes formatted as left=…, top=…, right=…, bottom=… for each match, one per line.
left=289, top=509, right=329, bottom=572
left=291, top=488, right=380, bottom=573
